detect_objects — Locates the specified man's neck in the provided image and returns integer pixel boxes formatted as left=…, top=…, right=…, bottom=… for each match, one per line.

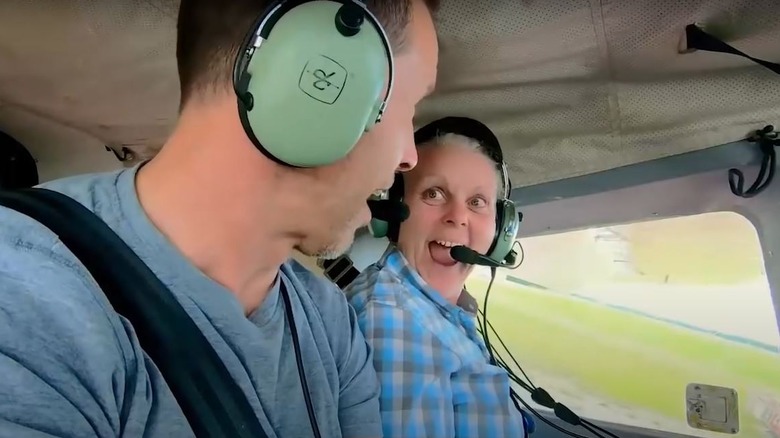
left=135, top=103, right=306, bottom=315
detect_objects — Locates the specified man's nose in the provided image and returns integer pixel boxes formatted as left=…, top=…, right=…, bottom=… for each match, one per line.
left=396, top=135, right=418, bottom=172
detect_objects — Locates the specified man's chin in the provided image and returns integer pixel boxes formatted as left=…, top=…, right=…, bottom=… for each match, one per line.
left=312, top=247, right=349, bottom=261
left=295, top=214, right=363, bottom=260
left=297, top=235, right=354, bottom=261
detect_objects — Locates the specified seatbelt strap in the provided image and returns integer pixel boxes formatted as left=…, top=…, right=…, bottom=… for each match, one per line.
left=0, top=188, right=269, bottom=438
left=321, top=255, right=360, bottom=289
left=683, top=23, right=780, bottom=76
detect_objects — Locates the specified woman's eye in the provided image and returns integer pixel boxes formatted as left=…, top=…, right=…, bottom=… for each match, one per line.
left=470, top=197, right=487, bottom=208
left=423, top=188, right=444, bottom=200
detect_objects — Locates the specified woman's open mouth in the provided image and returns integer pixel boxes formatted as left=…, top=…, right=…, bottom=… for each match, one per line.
left=428, top=240, right=463, bottom=266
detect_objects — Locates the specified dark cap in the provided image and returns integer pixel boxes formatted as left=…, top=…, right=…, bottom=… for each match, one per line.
left=414, top=116, right=504, bottom=165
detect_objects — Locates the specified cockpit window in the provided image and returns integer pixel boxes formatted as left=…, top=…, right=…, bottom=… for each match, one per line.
left=467, top=211, right=780, bottom=438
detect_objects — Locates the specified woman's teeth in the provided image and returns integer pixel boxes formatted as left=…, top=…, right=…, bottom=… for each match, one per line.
left=435, top=240, right=463, bottom=248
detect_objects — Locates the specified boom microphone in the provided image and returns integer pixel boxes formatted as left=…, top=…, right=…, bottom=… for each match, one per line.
left=450, top=245, right=503, bottom=267
left=367, top=199, right=410, bottom=223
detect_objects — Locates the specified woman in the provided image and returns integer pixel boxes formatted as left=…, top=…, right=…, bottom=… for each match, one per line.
left=345, top=117, right=530, bottom=437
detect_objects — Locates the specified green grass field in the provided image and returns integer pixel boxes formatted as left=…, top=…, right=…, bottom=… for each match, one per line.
left=465, top=277, right=780, bottom=437
left=624, top=212, right=765, bottom=285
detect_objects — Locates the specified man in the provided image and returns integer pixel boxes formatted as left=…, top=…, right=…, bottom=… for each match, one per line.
left=345, top=118, right=529, bottom=437
left=0, top=0, right=438, bottom=436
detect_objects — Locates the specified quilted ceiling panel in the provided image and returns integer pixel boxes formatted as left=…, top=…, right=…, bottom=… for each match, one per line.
left=0, top=0, right=778, bottom=187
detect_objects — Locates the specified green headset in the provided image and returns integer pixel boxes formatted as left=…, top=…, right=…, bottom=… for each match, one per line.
left=233, top=0, right=394, bottom=167
left=370, top=117, right=523, bottom=267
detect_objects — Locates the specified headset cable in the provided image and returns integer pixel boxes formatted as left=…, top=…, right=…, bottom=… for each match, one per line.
left=478, top=266, right=622, bottom=438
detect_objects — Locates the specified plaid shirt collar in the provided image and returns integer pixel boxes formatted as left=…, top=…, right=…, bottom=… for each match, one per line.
left=378, top=243, right=478, bottom=316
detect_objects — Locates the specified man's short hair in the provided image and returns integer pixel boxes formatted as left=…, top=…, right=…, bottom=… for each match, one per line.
left=176, top=0, right=440, bottom=108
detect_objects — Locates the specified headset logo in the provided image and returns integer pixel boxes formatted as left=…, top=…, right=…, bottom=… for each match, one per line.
left=312, top=70, right=335, bottom=90
left=298, top=55, right=347, bottom=105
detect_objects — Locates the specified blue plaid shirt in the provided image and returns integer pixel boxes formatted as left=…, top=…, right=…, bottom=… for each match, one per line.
left=345, top=245, right=528, bottom=437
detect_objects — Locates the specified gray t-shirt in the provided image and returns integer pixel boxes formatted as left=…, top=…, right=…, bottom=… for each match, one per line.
left=0, top=165, right=381, bottom=437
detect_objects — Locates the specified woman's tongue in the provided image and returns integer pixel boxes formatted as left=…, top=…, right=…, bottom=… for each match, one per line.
left=428, top=241, right=458, bottom=267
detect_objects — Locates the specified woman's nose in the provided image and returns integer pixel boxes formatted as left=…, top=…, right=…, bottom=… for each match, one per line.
left=443, top=203, right=468, bottom=227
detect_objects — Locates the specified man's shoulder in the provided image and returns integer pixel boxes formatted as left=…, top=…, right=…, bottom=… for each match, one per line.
left=0, top=208, right=123, bottom=323
left=1, top=167, right=123, bottom=229
left=0, top=169, right=135, bottom=361
left=0, top=196, right=157, bottom=436
left=0, top=168, right=129, bottom=308
left=37, top=168, right=125, bottom=209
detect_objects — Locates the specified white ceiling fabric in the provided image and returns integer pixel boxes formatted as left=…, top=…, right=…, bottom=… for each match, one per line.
left=0, top=0, right=778, bottom=187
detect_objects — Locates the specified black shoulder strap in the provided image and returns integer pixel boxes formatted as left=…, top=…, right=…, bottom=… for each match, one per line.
left=0, top=188, right=268, bottom=438
left=321, top=255, right=360, bottom=289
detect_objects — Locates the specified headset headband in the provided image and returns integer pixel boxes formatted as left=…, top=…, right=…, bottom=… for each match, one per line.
left=233, top=0, right=395, bottom=122
left=414, top=116, right=511, bottom=198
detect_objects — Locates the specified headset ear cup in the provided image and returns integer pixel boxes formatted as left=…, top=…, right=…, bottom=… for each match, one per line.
left=487, top=199, right=520, bottom=264
left=486, top=200, right=504, bottom=257
left=242, top=1, right=389, bottom=167
left=385, top=172, right=405, bottom=242
left=365, top=99, right=385, bottom=133
left=386, top=220, right=400, bottom=243
left=368, top=218, right=389, bottom=238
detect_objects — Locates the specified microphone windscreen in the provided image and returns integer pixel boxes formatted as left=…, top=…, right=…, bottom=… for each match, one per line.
left=367, top=199, right=410, bottom=223
left=450, top=245, right=481, bottom=265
